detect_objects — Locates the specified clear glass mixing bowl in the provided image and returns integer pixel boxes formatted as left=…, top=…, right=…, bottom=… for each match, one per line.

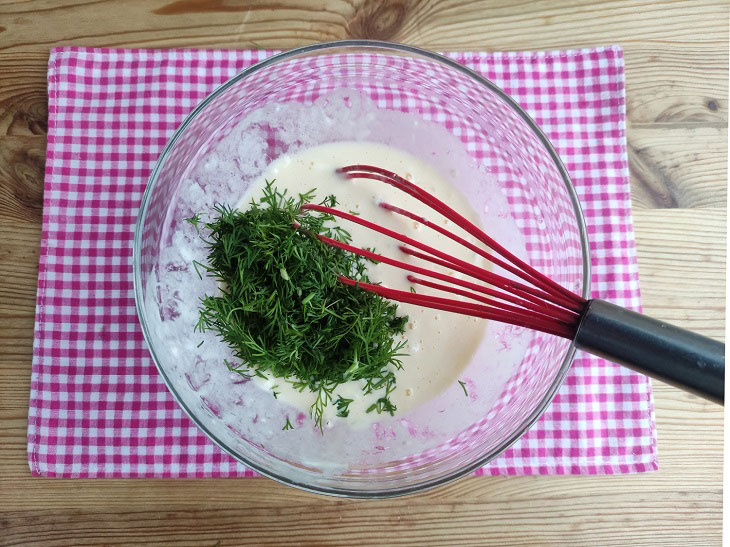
left=133, top=40, right=590, bottom=497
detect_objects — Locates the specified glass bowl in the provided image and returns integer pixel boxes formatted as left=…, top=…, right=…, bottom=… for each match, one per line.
left=133, top=40, right=590, bottom=497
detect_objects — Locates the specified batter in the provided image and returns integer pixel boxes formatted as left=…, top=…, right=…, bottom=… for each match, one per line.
left=237, top=141, right=487, bottom=426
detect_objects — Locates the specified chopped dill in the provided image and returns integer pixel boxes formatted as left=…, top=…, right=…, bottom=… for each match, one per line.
left=282, top=417, right=294, bottom=431
left=458, top=380, right=469, bottom=397
left=366, top=397, right=397, bottom=416
left=191, top=259, right=206, bottom=280
left=190, top=181, right=408, bottom=430
left=334, top=396, right=354, bottom=418
left=185, top=212, right=202, bottom=233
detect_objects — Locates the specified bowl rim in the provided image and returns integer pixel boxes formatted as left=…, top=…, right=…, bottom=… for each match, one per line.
left=132, top=39, right=591, bottom=498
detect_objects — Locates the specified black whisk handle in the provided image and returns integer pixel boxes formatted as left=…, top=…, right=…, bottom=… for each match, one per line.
left=574, top=299, right=725, bottom=405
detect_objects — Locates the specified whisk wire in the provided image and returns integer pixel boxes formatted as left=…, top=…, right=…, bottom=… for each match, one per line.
left=337, top=277, right=576, bottom=339
left=338, top=165, right=584, bottom=309
left=301, top=165, right=588, bottom=338
left=306, top=165, right=725, bottom=405
left=301, top=203, right=578, bottom=323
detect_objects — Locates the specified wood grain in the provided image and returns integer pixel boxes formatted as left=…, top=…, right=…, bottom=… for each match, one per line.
left=0, top=0, right=726, bottom=545
left=1, top=2, right=729, bottom=131
left=0, top=54, right=48, bottom=136
left=0, top=136, right=45, bottom=222
left=0, top=0, right=727, bottom=53
left=634, top=209, right=726, bottom=339
left=629, top=127, right=727, bottom=209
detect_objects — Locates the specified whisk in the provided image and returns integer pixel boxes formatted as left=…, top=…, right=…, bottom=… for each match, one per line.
left=301, top=164, right=725, bottom=405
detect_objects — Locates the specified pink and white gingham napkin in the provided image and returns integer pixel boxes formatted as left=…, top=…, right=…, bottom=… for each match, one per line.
left=29, top=45, right=657, bottom=477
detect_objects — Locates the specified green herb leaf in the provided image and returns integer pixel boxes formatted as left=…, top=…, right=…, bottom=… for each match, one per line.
left=458, top=380, right=469, bottom=397
left=366, top=397, right=397, bottom=416
left=194, top=181, right=408, bottom=429
left=185, top=213, right=202, bottom=234
left=335, top=396, right=354, bottom=418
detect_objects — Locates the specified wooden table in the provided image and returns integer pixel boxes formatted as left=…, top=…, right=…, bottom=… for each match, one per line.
left=1, top=1, right=726, bottom=545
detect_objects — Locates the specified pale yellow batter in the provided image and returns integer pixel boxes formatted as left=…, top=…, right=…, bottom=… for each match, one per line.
left=238, top=141, right=487, bottom=426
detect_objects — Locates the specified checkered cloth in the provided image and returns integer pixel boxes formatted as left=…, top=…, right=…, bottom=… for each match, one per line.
left=29, top=46, right=657, bottom=477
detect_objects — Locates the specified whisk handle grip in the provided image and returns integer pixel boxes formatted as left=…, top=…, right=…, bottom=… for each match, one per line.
left=574, top=299, right=724, bottom=405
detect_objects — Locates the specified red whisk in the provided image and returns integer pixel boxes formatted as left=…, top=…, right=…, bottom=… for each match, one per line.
left=300, top=164, right=725, bottom=405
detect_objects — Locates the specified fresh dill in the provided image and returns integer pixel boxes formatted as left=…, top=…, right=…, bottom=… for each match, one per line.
left=192, top=259, right=206, bottom=281
left=185, top=213, right=202, bottom=233
left=366, top=397, right=397, bottom=415
left=190, top=181, right=408, bottom=430
left=458, top=380, right=469, bottom=397
left=282, top=417, right=294, bottom=431
left=224, top=359, right=250, bottom=380
left=334, top=396, right=354, bottom=418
